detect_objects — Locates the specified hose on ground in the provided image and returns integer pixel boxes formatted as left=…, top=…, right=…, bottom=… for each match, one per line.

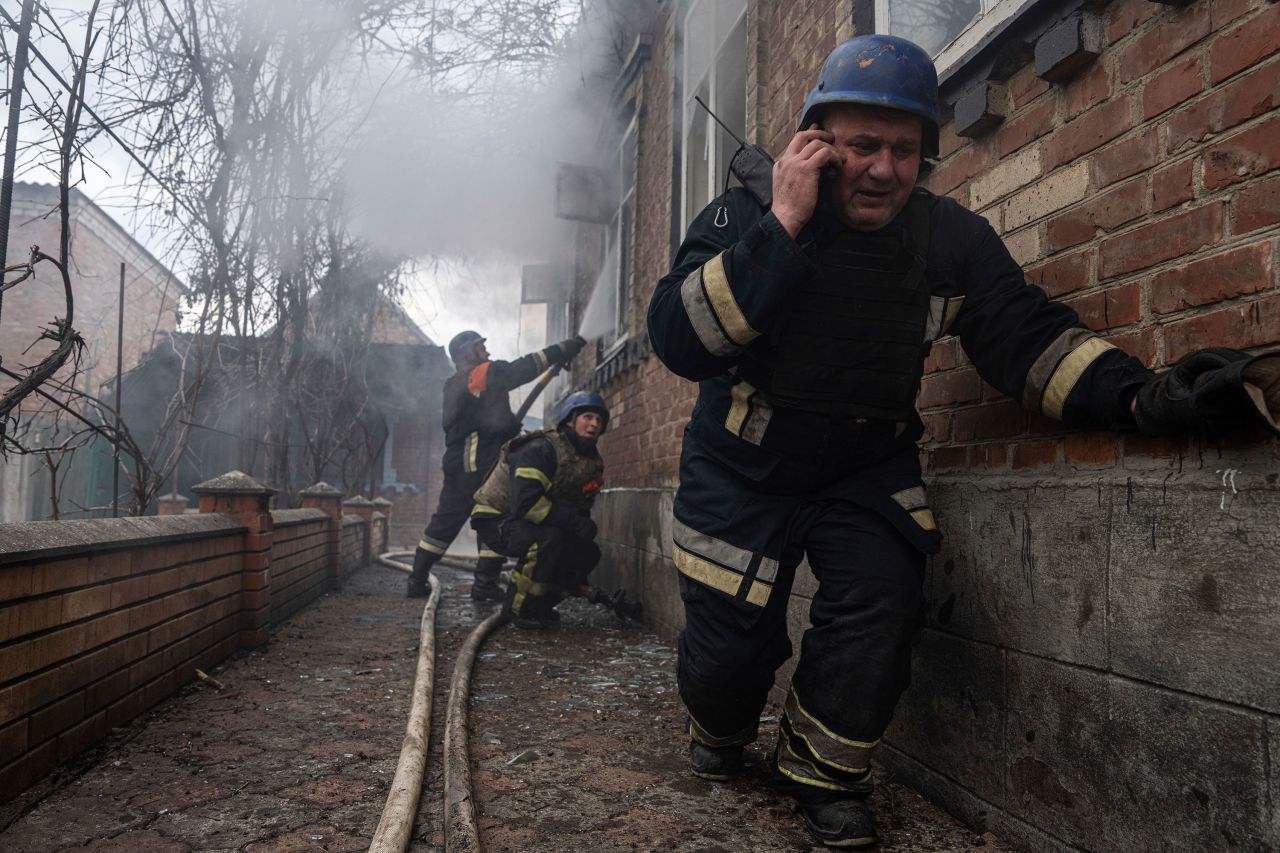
left=370, top=551, right=440, bottom=853
left=443, top=609, right=507, bottom=852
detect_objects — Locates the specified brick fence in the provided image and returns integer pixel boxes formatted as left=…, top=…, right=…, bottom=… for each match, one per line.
left=0, top=473, right=382, bottom=803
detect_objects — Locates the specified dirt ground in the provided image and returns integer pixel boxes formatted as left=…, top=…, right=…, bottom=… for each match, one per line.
left=0, top=561, right=1014, bottom=852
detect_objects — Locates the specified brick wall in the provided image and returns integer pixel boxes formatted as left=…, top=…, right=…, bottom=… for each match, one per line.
left=0, top=516, right=247, bottom=800
left=0, top=477, right=374, bottom=803
left=919, top=0, right=1280, bottom=473
left=268, top=510, right=331, bottom=626
left=584, top=0, right=1280, bottom=849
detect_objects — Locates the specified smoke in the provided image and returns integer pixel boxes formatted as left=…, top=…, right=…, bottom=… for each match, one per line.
left=341, top=0, right=651, bottom=348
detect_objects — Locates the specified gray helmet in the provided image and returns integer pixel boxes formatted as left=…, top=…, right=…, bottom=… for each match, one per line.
left=448, top=330, right=485, bottom=367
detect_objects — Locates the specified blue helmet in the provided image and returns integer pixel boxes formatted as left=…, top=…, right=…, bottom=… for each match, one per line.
left=798, top=35, right=940, bottom=157
left=557, top=391, right=610, bottom=433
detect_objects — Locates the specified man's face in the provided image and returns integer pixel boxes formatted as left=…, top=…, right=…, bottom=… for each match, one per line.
left=571, top=411, right=604, bottom=442
left=819, top=103, right=923, bottom=232
left=474, top=342, right=490, bottom=362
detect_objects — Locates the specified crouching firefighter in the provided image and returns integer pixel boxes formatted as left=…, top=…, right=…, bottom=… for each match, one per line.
left=407, top=330, right=587, bottom=600
left=469, top=391, right=608, bottom=629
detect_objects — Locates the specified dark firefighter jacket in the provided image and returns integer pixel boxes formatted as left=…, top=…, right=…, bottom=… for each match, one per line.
left=647, top=187, right=1153, bottom=553
left=442, top=342, right=575, bottom=477
left=472, top=428, right=604, bottom=538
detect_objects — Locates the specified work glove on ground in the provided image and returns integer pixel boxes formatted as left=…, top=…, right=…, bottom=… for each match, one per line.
left=1133, top=347, right=1280, bottom=437
left=555, top=335, right=588, bottom=364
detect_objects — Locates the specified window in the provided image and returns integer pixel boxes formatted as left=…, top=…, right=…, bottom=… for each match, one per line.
left=681, top=0, right=747, bottom=232
left=876, top=0, right=1030, bottom=72
left=585, top=116, right=638, bottom=356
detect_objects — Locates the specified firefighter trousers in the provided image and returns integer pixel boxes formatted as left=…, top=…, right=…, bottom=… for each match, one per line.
left=472, top=517, right=601, bottom=615
left=678, top=498, right=925, bottom=797
left=411, top=471, right=504, bottom=588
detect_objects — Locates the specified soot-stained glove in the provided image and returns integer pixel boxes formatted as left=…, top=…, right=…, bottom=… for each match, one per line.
left=1133, top=348, right=1280, bottom=437
left=555, top=336, right=588, bottom=364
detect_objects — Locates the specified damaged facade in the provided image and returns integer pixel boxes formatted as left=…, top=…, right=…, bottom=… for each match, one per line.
left=536, top=1, right=1280, bottom=850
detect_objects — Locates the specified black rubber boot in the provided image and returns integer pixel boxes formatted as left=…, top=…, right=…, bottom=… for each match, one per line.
left=512, top=594, right=558, bottom=630
left=796, top=796, right=877, bottom=848
left=688, top=741, right=744, bottom=781
left=771, top=751, right=877, bottom=848
left=406, top=548, right=436, bottom=598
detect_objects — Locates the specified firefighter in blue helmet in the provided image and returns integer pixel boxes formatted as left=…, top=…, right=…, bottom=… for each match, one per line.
left=406, top=330, right=586, bottom=600
left=470, top=391, right=608, bottom=629
left=648, top=34, right=1279, bottom=848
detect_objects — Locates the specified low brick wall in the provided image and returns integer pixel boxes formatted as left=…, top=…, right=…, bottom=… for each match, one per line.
left=341, top=515, right=367, bottom=576
left=269, top=509, right=331, bottom=627
left=0, top=515, right=246, bottom=799
left=0, top=476, right=375, bottom=803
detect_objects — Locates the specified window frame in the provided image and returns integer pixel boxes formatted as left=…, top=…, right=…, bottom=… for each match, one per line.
left=872, top=0, right=1050, bottom=83
left=679, top=0, right=748, bottom=235
left=599, top=113, right=640, bottom=359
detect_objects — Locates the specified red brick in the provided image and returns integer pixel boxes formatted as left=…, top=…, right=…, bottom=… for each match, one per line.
left=61, top=586, right=112, bottom=623
left=1009, top=64, right=1051, bottom=109
left=1211, top=0, right=1257, bottom=30
left=924, top=339, right=957, bottom=373
left=1123, top=432, right=1190, bottom=460
left=1047, top=179, right=1148, bottom=252
left=1233, top=172, right=1280, bottom=234
left=1063, top=62, right=1113, bottom=121
left=931, top=446, right=969, bottom=470
left=0, top=565, right=33, bottom=601
left=1100, top=203, right=1225, bottom=278
left=1151, top=242, right=1273, bottom=314
left=1117, top=4, right=1211, bottom=83
left=1027, top=250, right=1093, bottom=298
left=1012, top=440, right=1059, bottom=468
left=1203, top=113, right=1280, bottom=189
left=921, top=413, right=951, bottom=444
left=0, top=738, right=57, bottom=801
left=919, top=368, right=982, bottom=408
left=1142, top=55, right=1203, bottom=119
left=56, top=711, right=108, bottom=763
left=1163, top=294, right=1280, bottom=359
left=954, top=401, right=1026, bottom=442
left=34, top=556, right=89, bottom=594
left=28, top=690, right=85, bottom=744
left=1047, top=211, right=1098, bottom=253
left=969, top=444, right=1008, bottom=468
left=1064, top=281, right=1142, bottom=330
left=1046, top=98, right=1134, bottom=169
left=1091, top=128, right=1158, bottom=188
left=997, top=100, right=1055, bottom=158
left=1152, top=159, right=1194, bottom=211
left=1107, top=0, right=1161, bottom=44
left=1065, top=433, right=1119, bottom=468
left=1165, top=59, right=1280, bottom=153
left=0, top=719, right=28, bottom=762
left=1209, top=3, right=1280, bottom=84
left=1106, top=327, right=1159, bottom=367
left=926, top=141, right=992, bottom=196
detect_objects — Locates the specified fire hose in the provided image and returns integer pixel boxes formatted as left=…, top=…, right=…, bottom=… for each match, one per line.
left=371, top=545, right=639, bottom=851
left=370, top=551, right=505, bottom=853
